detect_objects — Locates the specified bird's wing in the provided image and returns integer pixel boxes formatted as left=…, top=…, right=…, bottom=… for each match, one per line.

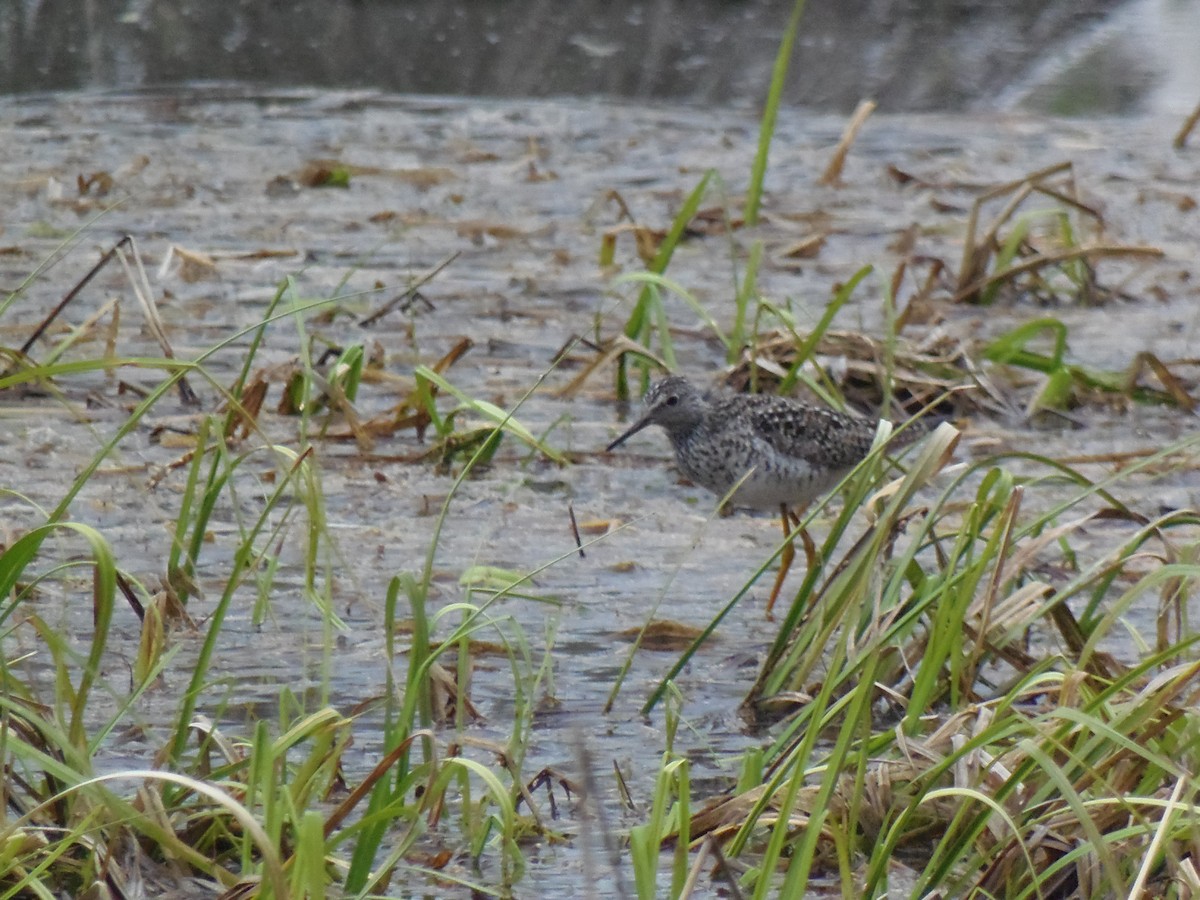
left=742, top=396, right=880, bottom=471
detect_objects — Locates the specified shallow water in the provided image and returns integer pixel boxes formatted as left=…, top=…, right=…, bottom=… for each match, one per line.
left=1, top=87, right=1199, bottom=894
left=3, top=0, right=1199, bottom=116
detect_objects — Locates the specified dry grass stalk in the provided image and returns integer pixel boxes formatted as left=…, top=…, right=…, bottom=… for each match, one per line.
left=955, top=161, right=1163, bottom=305
left=726, top=327, right=1008, bottom=417
left=820, top=99, right=877, bottom=186
left=1174, top=99, right=1200, bottom=149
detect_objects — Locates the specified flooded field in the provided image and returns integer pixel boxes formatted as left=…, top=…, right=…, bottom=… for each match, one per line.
left=2, top=87, right=1199, bottom=895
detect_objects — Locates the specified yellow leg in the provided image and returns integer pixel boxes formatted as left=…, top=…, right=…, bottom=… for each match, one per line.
left=799, top=523, right=818, bottom=571
left=766, top=505, right=819, bottom=617
left=766, top=505, right=799, bottom=616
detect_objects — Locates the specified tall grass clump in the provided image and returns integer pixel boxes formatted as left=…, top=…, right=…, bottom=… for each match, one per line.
left=636, top=424, right=1200, bottom=897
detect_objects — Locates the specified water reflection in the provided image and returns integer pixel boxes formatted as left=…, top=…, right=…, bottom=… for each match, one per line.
left=5, top=0, right=1193, bottom=115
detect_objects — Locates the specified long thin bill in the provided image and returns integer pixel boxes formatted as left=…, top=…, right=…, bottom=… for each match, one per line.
left=605, top=415, right=653, bottom=451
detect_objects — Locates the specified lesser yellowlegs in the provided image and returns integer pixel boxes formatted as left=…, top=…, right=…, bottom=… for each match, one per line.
left=607, top=375, right=905, bottom=613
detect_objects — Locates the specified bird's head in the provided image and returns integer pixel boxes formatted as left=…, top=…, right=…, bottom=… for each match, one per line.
left=606, top=375, right=708, bottom=450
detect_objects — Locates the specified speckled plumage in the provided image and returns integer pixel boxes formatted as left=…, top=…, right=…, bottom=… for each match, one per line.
left=606, top=375, right=888, bottom=510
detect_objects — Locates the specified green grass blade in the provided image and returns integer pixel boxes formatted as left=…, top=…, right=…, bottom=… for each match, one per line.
left=745, top=0, right=808, bottom=226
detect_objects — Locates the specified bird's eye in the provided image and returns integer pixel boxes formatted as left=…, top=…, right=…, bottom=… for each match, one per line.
left=665, top=395, right=679, bottom=406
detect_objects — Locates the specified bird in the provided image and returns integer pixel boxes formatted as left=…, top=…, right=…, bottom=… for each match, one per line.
left=606, top=375, right=913, bottom=614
